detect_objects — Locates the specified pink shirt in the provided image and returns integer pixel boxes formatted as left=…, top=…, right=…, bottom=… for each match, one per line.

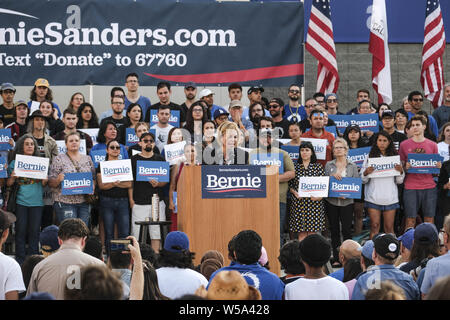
left=399, top=138, right=438, bottom=190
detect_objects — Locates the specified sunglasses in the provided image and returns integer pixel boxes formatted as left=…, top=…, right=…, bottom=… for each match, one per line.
left=109, top=145, right=121, bottom=150
left=412, top=98, right=423, bottom=102
left=142, top=139, right=154, bottom=143
left=268, top=104, right=280, bottom=109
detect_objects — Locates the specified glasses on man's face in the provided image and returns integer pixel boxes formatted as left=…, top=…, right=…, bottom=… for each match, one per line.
left=112, top=101, right=124, bottom=105
left=412, top=98, right=423, bottom=102
left=268, top=104, right=280, bottom=109
left=289, top=90, right=300, bottom=94
left=114, top=94, right=124, bottom=98
left=109, top=146, right=121, bottom=150
left=142, top=139, right=154, bottom=144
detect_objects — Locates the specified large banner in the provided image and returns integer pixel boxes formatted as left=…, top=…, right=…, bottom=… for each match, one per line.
left=0, top=0, right=304, bottom=86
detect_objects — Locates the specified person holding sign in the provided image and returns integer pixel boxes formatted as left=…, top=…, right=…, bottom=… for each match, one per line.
left=400, top=115, right=441, bottom=231
left=288, top=141, right=326, bottom=242
left=301, top=109, right=335, bottom=167
left=48, top=132, right=96, bottom=226
left=90, top=120, right=128, bottom=160
left=130, top=132, right=167, bottom=252
left=96, top=139, right=132, bottom=256
left=127, top=122, right=151, bottom=158
left=118, top=103, right=143, bottom=146
left=325, top=138, right=360, bottom=267
left=362, top=131, right=405, bottom=239
left=7, top=135, right=48, bottom=265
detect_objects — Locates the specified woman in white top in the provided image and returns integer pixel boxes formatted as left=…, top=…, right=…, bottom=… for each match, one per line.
left=361, top=131, right=404, bottom=239
left=437, top=122, right=450, bottom=161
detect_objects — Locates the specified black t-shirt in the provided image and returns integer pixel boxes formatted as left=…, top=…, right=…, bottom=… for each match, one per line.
left=131, top=153, right=166, bottom=205
left=96, top=165, right=129, bottom=198
left=274, top=118, right=292, bottom=139
left=100, top=116, right=127, bottom=130
left=0, top=104, right=15, bottom=126
left=369, top=130, right=407, bottom=151
left=35, top=137, right=46, bottom=157
left=144, top=102, right=186, bottom=125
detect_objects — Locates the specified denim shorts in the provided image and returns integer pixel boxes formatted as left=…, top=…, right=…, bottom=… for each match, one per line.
left=403, top=188, right=438, bottom=218
left=364, top=201, right=400, bottom=211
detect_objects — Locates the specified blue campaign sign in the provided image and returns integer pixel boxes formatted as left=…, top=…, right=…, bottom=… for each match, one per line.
left=126, top=128, right=139, bottom=147
left=90, top=149, right=107, bottom=169
left=136, top=160, right=170, bottom=182
left=329, top=114, right=379, bottom=135
left=347, top=147, right=371, bottom=169
left=0, top=0, right=303, bottom=86
left=0, top=129, right=12, bottom=151
left=281, top=145, right=299, bottom=162
left=201, top=165, right=266, bottom=199
left=407, top=153, right=443, bottom=174
left=149, top=110, right=180, bottom=128
left=249, top=153, right=284, bottom=174
left=328, top=177, right=362, bottom=199
left=0, top=156, right=7, bottom=178
left=61, top=172, right=94, bottom=195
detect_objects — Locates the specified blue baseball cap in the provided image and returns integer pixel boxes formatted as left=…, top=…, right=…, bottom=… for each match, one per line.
left=213, top=107, right=229, bottom=120
left=358, top=240, right=374, bottom=260
left=398, top=228, right=415, bottom=250
left=414, top=223, right=438, bottom=245
left=39, top=225, right=60, bottom=253
left=164, top=231, right=189, bottom=252
left=325, top=93, right=338, bottom=101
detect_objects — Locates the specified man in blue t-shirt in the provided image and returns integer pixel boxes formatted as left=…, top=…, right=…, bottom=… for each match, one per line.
left=407, top=90, right=439, bottom=138
left=283, top=84, right=307, bottom=123
left=207, top=230, right=285, bottom=300
left=124, top=72, right=151, bottom=117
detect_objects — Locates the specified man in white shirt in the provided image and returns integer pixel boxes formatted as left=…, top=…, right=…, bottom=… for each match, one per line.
left=150, top=105, right=174, bottom=153
left=0, top=210, right=25, bottom=300
left=285, top=234, right=349, bottom=300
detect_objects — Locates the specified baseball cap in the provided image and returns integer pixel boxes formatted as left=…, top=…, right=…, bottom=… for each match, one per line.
left=358, top=240, right=374, bottom=260
left=34, top=78, right=50, bottom=88
left=269, top=98, right=285, bottom=107
left=14, top=100, right=28, bottom=108
left=199, top=89, right=214, bottom=99
left=414, top=223, right=438, bottom=245
left=397, top=228, right=414, bottom=251
left=184, top=82, right=197, bottom=89
left=0, top=83, right=16, bottom=92
left=381, top=110, right=395, bottom=119
left=229, top=100, right=243, bottom=109
left=39, top=225, right=60, bottom=253
left=213, top=108, right=229, bottom=120
left=0, top=209, right=16, bottom=234
left=164, top=231, right=189, bottom=252
left=373, top=233, right=400, bottom=260
left=247, top=86, right=264, bottom=95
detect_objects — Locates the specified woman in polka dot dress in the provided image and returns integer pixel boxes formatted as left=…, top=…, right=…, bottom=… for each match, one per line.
left=288, top=141, right=326, bottom=241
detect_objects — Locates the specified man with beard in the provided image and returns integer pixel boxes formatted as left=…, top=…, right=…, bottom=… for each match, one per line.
left=268, top=98, right=290, bottom=139
left=100, top=96, right=127, bottom=129
left=130, top=132, right=167, bottom=253
left=249, top=128, right=295, bottom=246
left=150, top=105, right=174, bottom=153
left=432, top=83, right=450, bottom=130
left=283, top=84, right=307, bottom=123
left=180, top=82, right=197, bottom=118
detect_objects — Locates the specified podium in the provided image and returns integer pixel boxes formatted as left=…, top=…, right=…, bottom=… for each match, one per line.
left=177, top=165, right=280, bottom=275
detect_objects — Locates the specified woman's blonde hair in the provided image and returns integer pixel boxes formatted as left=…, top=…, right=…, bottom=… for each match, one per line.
left=217, top=121, right=240, bottom=147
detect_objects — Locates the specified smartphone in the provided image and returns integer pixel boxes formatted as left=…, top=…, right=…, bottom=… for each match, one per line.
left=110, top=239, right=132, bottom=251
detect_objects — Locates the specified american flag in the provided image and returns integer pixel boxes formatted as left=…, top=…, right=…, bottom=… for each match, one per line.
left=421, top=0, right=446, bottom=108
left=306, top=0, right=339, bottom=94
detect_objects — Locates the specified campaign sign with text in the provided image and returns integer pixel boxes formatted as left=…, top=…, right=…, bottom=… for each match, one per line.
left=328, top=177, right=362, bottom=199
left=164, top=141, right=186, bottom=165
left=61, top=172, right=94, bottom=195
left=0, top=156, right=7, bottom=178
left=14, top=154, right=49, bottom=179
left=100, top=159, right=133, bottom=183
left=281, top=145, right=299, bottom=162
left=306, top=126, right=337, bottom=138
left=367, top=156, right=401, bottom=178
left=407, top=153, right=443, bottom=174
left=347, top=147, right=371, bottom=168
left=298, top=138, right=327, bottom=160
left=90, top=149, right=107, bottom=168
left=79, top=128, right=99, bottom=146
left=201, top=165, right=266, bottom=199
left=55, top=139, right=87, bottom=155
left=329, top=114, right=379, bottom=135
left=126, top=128, right=139, bottom=147
left=150, top=110, right=180, bottom=128
left=250, top=153, right=284, bottom=174
left=136, top=161, right=170, bottom=182
left=0, top=129, right=12, bottom=151
left=298, top=176, right=329, bottom=198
